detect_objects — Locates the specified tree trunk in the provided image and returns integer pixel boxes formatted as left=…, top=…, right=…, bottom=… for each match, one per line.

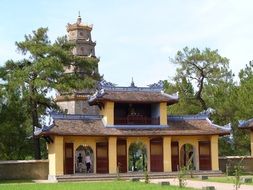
left=29, top=83, right=41, bottom=160
left=33, top=137, right=41, bottom=160
left=196, top=75, right=207, bottom=110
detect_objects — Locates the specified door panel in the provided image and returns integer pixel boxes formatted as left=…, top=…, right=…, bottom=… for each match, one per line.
left=150, top=138, right=163, bottom=172
left=96, top=142, right=109, bottom=173
left=199, top=141, right=211, bottom=170
left=117, top=139, right=127, bottom=173
left=65, top=143, right=74, bottom=174
left=171, top=141, right=179, bottom=171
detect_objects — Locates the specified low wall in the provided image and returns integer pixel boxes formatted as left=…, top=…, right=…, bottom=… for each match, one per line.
left=1, top=158, right=252, bottom=179
left=219, top=156, right=253, bottom=174
left=0, top=160, right=49, bottom=180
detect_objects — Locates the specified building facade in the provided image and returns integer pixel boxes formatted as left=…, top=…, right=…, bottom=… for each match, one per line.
left=36, top=16, right=229, bottom=180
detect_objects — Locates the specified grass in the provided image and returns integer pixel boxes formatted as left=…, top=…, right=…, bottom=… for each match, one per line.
left=0, top=180, right=33, bottom=184
left=192, top=176, right=253, bottom=185
left=0, top=181, right=197, bottom=190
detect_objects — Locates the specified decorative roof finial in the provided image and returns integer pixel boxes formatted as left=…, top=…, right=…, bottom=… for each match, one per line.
left=130, top=77, right=136, bottom=87
left=77, top=11, right=82, bottom=25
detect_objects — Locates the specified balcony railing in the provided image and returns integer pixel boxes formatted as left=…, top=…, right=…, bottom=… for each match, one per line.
left=114, top=116, right=160, bottom=125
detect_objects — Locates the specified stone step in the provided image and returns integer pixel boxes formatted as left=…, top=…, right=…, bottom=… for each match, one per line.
left=57, top=171, right=224, bottom=182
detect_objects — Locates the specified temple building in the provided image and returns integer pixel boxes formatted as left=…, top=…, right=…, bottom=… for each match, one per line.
left=36, top=16, right=229, bottom=180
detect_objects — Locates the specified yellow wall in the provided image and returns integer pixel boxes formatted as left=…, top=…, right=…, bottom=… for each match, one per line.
left=172, top=135, right=210, bottom=170
left=160, top=102, right=167, bottom=125
left=48, top=136, right=64, bottom=176
left=251, top=131, right=253, bottom=157
left=100, top=101, right=114, bottom=126
left=163, top=136, right=172, bottom=172
left=48, top=141, right=55, bottom=176
left=211, top=135, right=219, bottom=170
left=100, top=101, right=168, bottom=126
left=48, top=134, right=220, bottom=176
left=108, top=137, right=117, bottom=174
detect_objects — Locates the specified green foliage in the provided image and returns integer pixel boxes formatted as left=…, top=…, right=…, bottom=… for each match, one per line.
left=166, top=47, right=253, bottom=156
left=233, top=157, right=244, bottom=190
left=193, top=176, right=253, bottom=185
left=0, top=27, right=100, bottom=159
left=177, top=166, right=187, bottom=188
left=128, top=142, right=147, bottom=171
left=164, top=79, right=201, bottom=115
left=0, top=89, right=33, bottom=160
left=170, top=47, right=232, bottom=110
left=116, top=165, right=121, bottom=181
left=144, top=169, right=150, bottom=184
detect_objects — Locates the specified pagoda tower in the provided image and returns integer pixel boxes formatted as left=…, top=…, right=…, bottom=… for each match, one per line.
left=56, top=15, right=99, bottom=115
left=67, top=14, right=96, bottom=58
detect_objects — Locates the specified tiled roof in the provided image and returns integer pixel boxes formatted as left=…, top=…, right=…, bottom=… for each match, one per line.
left=38, top=114, right=229, bottom=137
left=89, top=88, right=178, bottom=105
left=239, top=118, right=253, bottom=129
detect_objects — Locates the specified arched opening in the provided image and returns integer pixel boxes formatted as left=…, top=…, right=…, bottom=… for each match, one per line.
left=180, top=144, right=195, bottom=170
left=75, top=145, right=94, bottom=173
left=128, top=142, right=147, bottom=172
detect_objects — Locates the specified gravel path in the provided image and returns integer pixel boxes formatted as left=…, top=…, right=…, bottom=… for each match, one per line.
left=150, top=178, right=253, bottom=190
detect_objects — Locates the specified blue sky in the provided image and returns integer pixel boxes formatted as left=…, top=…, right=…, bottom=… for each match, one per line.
left=0, top=0, right=253, bottom=86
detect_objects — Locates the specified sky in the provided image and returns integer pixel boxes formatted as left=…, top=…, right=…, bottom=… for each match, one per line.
left=0, top=0, right=253, bottom=86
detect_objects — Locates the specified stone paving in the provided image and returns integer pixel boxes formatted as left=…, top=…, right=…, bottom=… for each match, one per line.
left=150, top=178, right=253, bottom=190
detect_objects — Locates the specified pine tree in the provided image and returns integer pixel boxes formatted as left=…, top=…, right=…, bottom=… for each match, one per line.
left=0, top=27, right=100, bottom=159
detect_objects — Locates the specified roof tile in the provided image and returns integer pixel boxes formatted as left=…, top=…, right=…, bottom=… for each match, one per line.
left=40, top=117, right=229, bottom=136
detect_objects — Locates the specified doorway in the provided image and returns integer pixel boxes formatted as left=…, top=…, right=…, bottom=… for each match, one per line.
left=65, top=143, right=74, bottom=174
left=128, top=142, right=147, bottom=171
left=180, top=144, right=195, bottom=170
left=75, top=145, right=94, bottom=173
left=199, top=141, right=211, bottom=170
left=150, top=138, right=163, bottom=172
left=96, top=142, right=109, bottom=173
left=117, top=139, right=127, bottom=173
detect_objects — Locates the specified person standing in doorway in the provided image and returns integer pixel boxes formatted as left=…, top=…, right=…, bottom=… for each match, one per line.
left=77, top=153, right=83, bottom=172
left=85, top=152, right=92, bottom=173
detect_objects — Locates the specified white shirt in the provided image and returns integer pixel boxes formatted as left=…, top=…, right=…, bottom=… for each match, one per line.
left=85, top=155, right=91, bottom=164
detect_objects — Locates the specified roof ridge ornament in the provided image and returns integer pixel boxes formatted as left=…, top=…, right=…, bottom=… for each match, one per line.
left=130, top=77, right=136, bottom=88
left=197, top=107, right=215, bottom=116
left=168, top=114, right=208, bottom=121
left=99, top=79, right=117, bottom=89
left=148, top=80, right=164, bottom=89
left=239, top=118, right=253, bottom=128
left=77, top=11, right=82, bottom=25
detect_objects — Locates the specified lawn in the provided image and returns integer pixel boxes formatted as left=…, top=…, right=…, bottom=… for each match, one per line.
left=192, top=176, right=253, bottom=185
left=0, top=181, right=197, bottom=190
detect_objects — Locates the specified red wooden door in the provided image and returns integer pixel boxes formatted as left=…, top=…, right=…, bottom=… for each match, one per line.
left=117, top=139, right=127, bottom=173
left=96, top=142, right=109, bottom=173
left=150, top=138, right=163, bottom=172
left=199, top=141, right=211, bottom=170
left=171, top=141, right=179, bottom=171
left=65, top=143, right=74, bottom=174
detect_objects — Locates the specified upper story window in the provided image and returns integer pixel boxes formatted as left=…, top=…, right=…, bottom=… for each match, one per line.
left=114, top=103, right=160, bottom=125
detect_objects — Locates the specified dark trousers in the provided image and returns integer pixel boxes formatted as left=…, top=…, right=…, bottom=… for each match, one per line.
left=86, top=162, right=91, bottom=172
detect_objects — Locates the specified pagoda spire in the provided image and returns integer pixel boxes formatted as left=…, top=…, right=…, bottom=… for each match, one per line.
left=77, top=11, right=81, bottom=25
